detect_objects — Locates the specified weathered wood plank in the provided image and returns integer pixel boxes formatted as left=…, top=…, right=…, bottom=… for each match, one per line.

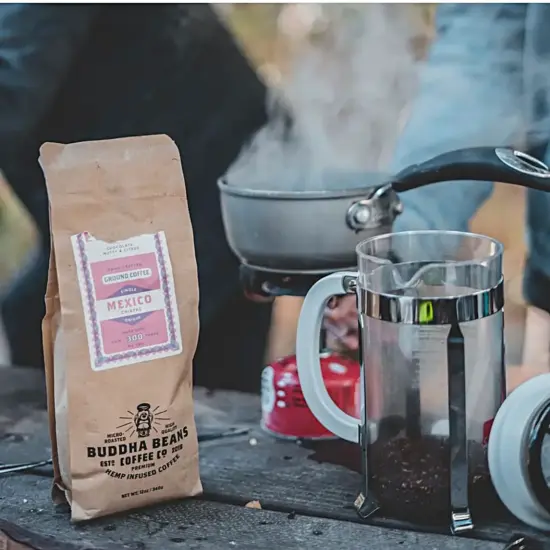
left=0, top=399, right=541, bottom=547
left=0, top=371, right=548, bottom=546
left=198, top=428, right=550, bottom=545
left=0, top=476, right=503, bottom=550
left=198, top=388, right=550, bottom=545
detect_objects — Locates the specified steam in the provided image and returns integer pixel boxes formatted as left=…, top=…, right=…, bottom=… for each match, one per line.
left=225, top=4, right=426, bottom=191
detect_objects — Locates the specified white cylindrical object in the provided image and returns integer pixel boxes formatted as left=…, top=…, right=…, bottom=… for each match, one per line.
left=488, top=373, right=550, bottom=530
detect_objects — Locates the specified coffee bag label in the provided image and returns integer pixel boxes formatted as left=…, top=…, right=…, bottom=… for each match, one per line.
left=86, top=402, right=189, bottom=496
left=71, top=231, right=182, bottom=371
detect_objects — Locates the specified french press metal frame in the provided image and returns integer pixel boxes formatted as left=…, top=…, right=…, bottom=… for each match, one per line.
left=352, top=276, right=505, bottom=534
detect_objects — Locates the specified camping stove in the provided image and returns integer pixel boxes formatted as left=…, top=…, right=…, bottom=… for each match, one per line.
left=240, top=264, right=362, bottom=440
left=240, top=264, right=354, bottom=298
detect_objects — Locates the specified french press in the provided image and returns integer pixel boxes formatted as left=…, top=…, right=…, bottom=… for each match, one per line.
left=296, top=146, right=550, bottom=534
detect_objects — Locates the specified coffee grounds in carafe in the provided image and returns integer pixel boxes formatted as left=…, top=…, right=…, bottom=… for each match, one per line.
left=369, top=435, right=498, bottom=524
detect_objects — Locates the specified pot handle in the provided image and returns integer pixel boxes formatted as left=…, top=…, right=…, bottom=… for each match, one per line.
left=391, top=147, right=550, bottom=193
left=296, top=271, right=360, bottom=443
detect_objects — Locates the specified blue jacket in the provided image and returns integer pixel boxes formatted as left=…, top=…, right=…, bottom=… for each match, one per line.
left=392, top=3, right=550, bottom=313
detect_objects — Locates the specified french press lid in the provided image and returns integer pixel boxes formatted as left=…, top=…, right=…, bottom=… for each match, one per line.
left=488, top=373, right=550, bottom=530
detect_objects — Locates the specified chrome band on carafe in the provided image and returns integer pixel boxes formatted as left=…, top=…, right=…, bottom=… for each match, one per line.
left=360, top=278, right=504, bottom=325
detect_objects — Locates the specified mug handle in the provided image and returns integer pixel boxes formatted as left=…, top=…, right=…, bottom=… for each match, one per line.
left=296, top=271, right=360, bottom=443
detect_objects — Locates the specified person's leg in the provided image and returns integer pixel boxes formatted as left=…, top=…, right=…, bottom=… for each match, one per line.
left=0, top=314, right=9, bottom=366
left=1, top=243, right=49, bottom=368
left=193, top=292, right=273, bottom=393
left=521, top=306, right=550, bottom=370
left=0, top=182, right=49, bottom=369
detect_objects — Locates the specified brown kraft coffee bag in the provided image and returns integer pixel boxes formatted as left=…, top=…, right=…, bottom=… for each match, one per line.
left=40, top=134, right=202, bottom=522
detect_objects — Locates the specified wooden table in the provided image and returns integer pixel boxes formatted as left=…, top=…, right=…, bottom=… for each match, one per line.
left=0, top=368, right=547, bottom=550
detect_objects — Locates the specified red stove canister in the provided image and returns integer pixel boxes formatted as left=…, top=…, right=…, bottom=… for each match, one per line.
left=261, top=352, right=361, bottom=440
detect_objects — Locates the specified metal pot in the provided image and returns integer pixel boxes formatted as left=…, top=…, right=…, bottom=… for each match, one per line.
left=218, top=147, right=550, bottom=272
left=218, top=174, right=402, bottom=272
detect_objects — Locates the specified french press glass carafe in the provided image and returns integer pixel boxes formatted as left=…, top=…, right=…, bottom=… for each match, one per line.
left=296, top=229, right=504, bottom=533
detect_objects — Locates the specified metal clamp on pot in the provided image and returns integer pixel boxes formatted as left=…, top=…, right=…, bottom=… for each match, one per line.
left=346, top=186, right=402, bottom=232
